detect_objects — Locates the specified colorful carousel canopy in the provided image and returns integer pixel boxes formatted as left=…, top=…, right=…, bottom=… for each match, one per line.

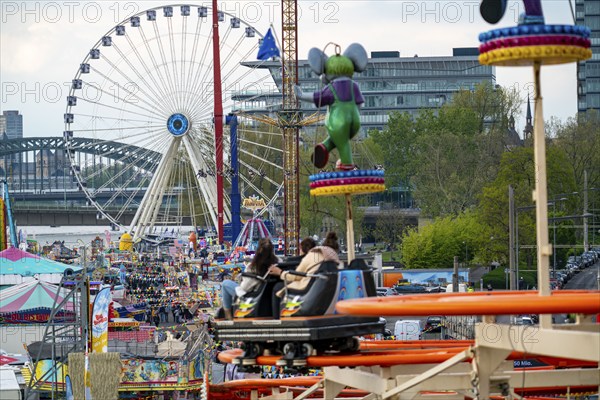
left=0, top=247, right=81, bottom=285
left=0, top=278, right=74, bottom=313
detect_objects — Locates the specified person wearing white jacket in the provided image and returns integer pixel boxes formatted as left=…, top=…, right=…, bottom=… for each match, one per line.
left=268, top=232, right=340, bottom=318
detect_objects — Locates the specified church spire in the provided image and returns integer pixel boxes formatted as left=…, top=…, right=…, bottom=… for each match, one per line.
left=523, top=94, right=533, bottom=141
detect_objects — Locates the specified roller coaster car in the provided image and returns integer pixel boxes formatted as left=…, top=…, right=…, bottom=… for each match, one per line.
left=214, top=258, right=385, bottom=367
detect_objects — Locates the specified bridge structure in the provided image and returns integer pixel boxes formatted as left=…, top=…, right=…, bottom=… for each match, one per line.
left=1, top=136, right=423, bottom=227
left=0, top=136, right=159, bottom=226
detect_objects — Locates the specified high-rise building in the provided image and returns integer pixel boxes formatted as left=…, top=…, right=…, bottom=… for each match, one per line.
left=0, top=111, right=24, bottom=177
left=0, top=111, right=23, bottom=139
left=576, top=0, right=600, bottom=112
left=236, top=48, right=495, bottom=132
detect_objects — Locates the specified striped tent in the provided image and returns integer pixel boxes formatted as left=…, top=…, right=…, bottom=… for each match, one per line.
left=0, top=278, right=75, bottom=313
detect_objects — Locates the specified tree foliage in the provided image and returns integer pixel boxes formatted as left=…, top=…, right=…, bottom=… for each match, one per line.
left=371, top=82, right=520, bottom=218
left=550, top=110, right=600, bottom=192
left=368, top=209, right=410, bottom=250
left=401, top=211, right=492, bottom=269
left=478, top=146, right=577, bottom=268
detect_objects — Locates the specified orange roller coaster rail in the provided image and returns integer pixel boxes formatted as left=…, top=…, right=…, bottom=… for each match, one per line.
left=335, top=290, right=600, bottom=316
left=217, top=347, right=597, bottom=369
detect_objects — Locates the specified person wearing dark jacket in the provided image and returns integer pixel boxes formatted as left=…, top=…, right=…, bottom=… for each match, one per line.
left=220, top=238, right=279, bottom=320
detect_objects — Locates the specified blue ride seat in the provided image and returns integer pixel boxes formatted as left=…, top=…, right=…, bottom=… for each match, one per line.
left=347, top=258, right=377, bottom=298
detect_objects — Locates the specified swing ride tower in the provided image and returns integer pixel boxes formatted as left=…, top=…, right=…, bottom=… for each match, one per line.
left=279, top=0, right=300, bottom=255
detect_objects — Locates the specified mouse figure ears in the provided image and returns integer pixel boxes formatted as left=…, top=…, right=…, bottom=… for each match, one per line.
left=480, top=0, right=507, bottom=24
left=480, top=0, right=545, bottom=25
left=307, top=43, right=368, bottom=75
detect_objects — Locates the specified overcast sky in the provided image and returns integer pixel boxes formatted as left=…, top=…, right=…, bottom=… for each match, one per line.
left=1, top=0, right=580, bottom=138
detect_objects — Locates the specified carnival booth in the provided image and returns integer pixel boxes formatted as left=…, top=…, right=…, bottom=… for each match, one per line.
left=0, top=247, right=82, bottom=285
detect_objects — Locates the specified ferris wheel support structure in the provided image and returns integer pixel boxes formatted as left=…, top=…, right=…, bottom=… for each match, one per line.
left=131, top=137, right=180, bottom=241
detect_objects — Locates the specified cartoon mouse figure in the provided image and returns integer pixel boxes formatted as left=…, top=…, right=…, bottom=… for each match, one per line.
left=480, top=0, right=544, bottom=25
left=294, top=43, right=368, bottom=171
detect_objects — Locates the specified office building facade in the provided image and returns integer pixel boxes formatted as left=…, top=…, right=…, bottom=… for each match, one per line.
left=576, top=0, right=600, bottom=112
left=0, top=111, right=24, bottom=175
left=237, top=48, right=496, bottom=132
left=0, top=111, right=23, bottom=140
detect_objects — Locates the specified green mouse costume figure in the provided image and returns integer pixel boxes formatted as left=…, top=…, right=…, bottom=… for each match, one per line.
left=295, top=43, right=368, bottom=171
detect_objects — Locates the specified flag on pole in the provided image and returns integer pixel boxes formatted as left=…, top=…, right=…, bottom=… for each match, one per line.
left=91, top=287, right=111, bottom=353
left=257, top=28, right=280, bottom=60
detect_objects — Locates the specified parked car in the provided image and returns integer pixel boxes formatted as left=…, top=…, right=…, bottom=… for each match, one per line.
left=566, top=262, right=581, bottom=274
left=394, top=284, right=426, bottom=294
left=424, top=316, right=445, bottom=333
left=425, top=286, right=446, bottom=293
left=376, top=287, right=397, bottom=296
left=514, top=315, right=535, bottom=325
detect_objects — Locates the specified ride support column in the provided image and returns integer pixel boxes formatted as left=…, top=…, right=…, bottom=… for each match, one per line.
left=345, top=193, right=355, bottom=263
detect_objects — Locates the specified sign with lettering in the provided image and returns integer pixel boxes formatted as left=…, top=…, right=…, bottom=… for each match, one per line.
left=242, top=196, right=266, bottom=212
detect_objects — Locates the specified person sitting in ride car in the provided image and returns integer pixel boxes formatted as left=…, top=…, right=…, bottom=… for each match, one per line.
left=267, top=237, right=317, bottom=317
left=268, top=232, right=339, bottom=318
left=220, top=238, right=278, bottom=320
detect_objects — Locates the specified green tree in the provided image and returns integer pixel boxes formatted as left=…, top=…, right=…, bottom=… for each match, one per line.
left=401, top=211, right=491, bottom=269
left=549, top=110, right=600, bottom=191
left=368, top=209, right=410, bottom=259
left=369, top=112, right=417, bottom=188
left=450, top=81, right=521, bottom=134
left=478, top=146, right=577, bottom=269
left=371, top=82, right=520, bottom=218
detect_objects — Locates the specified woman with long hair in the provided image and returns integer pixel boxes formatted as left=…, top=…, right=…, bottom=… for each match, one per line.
left=268, top=232, right=339, bottom=318
left=221, top=238, right=278, bottom=320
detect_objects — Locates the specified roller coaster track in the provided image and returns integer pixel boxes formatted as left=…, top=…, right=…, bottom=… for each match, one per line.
left=212, top=291, right=599, bottom=399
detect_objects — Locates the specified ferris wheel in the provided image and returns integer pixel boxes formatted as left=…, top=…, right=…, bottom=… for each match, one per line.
left=64, top=4, right=284, bottom=240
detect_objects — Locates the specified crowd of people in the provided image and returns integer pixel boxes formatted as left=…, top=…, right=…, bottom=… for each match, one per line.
left=142, top=302, right=195, bottom=327
left=126, top=272, right=168, bottom=291
left=115, top=255, right=211, bottom=327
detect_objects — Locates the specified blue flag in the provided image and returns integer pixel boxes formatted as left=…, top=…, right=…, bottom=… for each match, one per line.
left=257, top=28, right=280, bottom=60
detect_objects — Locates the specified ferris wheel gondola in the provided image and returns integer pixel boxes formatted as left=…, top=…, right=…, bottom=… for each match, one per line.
left=64, top=4, right=284, bottom=240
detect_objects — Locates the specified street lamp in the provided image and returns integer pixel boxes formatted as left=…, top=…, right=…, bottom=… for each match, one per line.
left=462, top=241, right=468, bottom=267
